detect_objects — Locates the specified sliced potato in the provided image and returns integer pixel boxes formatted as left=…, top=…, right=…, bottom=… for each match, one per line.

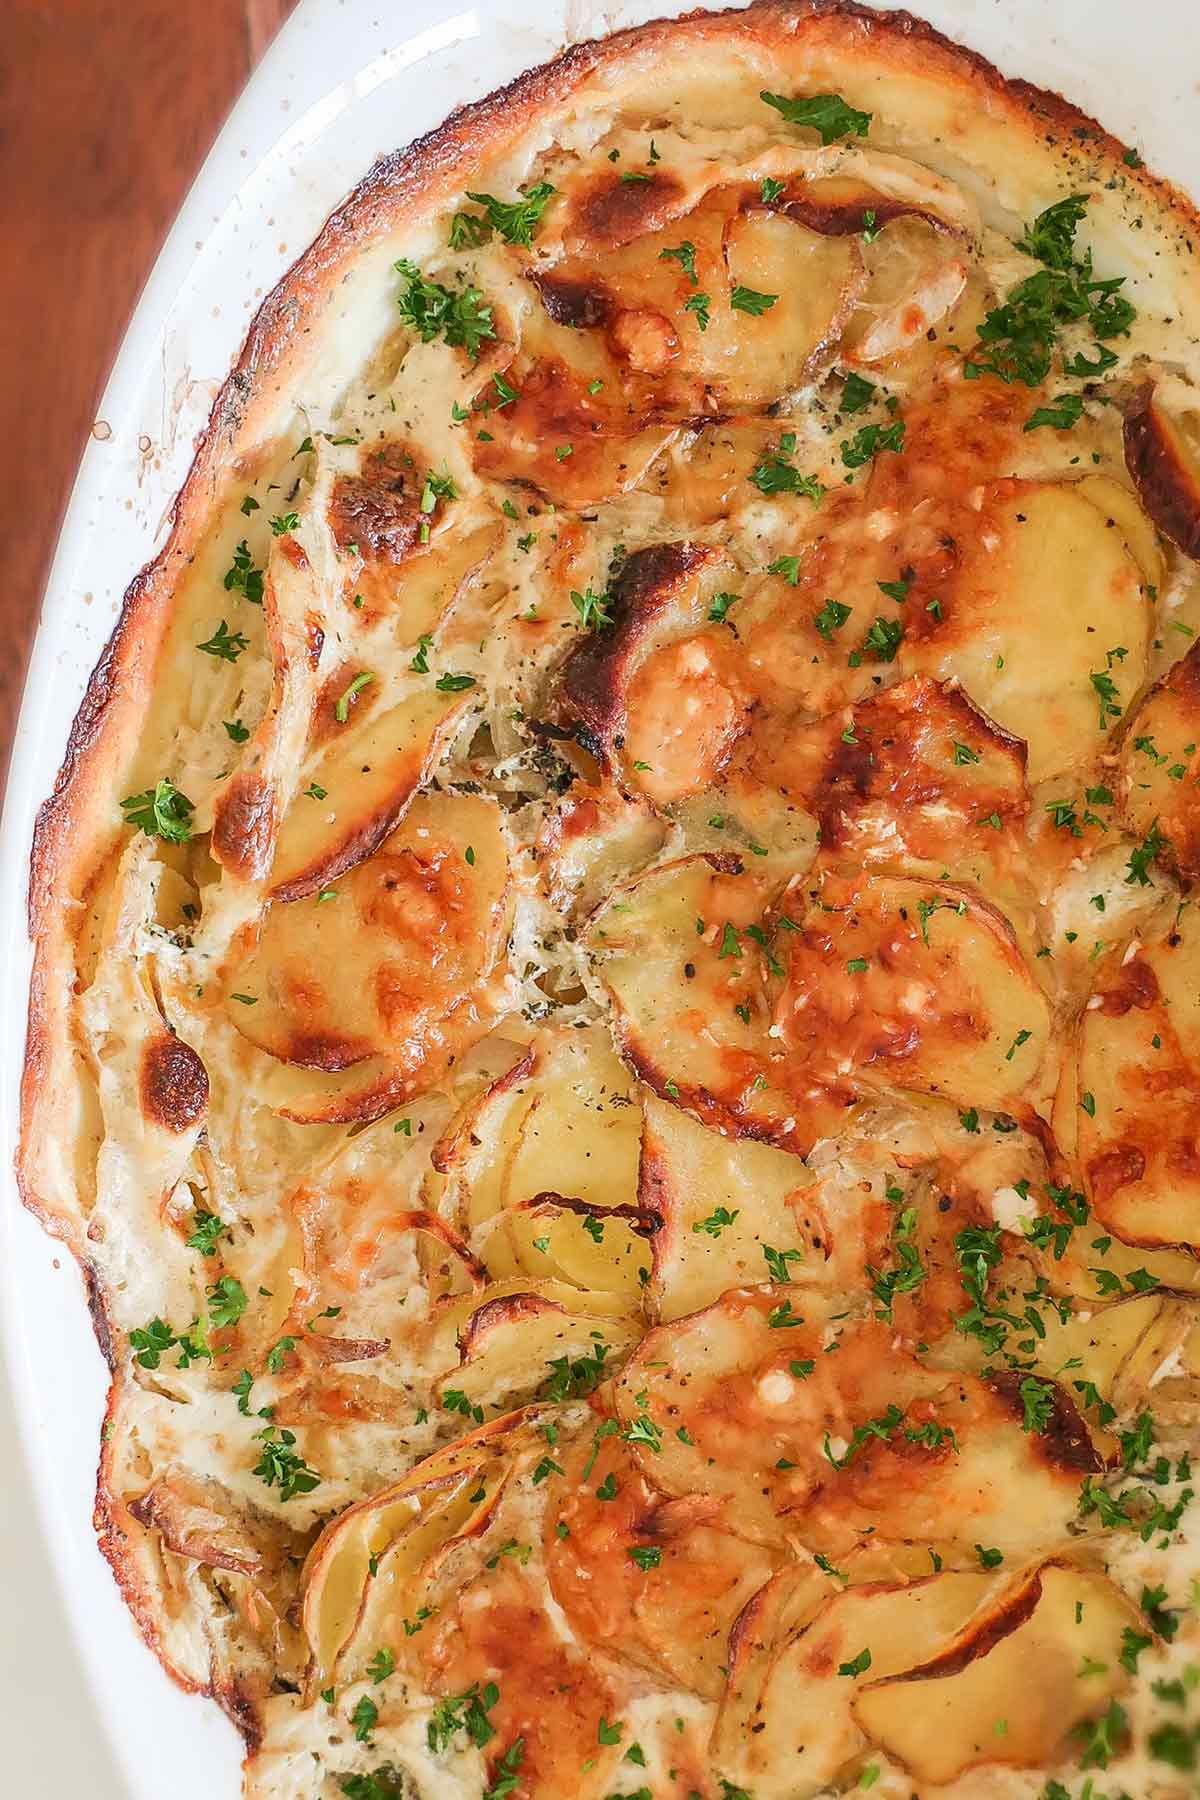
left=641, top=1094, right=818, bottom=1319
left=733, top=675, right=1037, bottom=923
left=1076, top=472, right=1165, bottom=593
left=1077, top=904, right=1200, bottom=1247
left=713, top=1570, right=1005, bottom=1799
left=546, top=1432, right=779, bottom=1698
left=1124, top=378, right=1200, bottom=560
left=535, top=782, right=667, bottom=922
left=1118, top=637, right=1200, bottom=880
left=776, top=869, right=1052, bottom=1119
left=556, top=540, right=742, bottom=786
left=586, top=853, right=804, bottom=1147
left=300, top=1412, right=528, bottom=1684
left=435, top=1290, right=641, bottom=1413
left=855, top=1563, right=1137, bottom=1782
left=613, top=1290, right=1095, bottom=1555
left=473, top=348, right=676, bottom=507
left=905, top=480, right=1150, bottom=781
left=268, top=685, right=472, bottom=899
left=539, top=190, right=865, bottom=414
left=436, top=1024, right=648, bottom=1298
left=224, top=792, right=511, bottom=1116
left=842, top=215, right=968, bottom=365
left=410, top=1554, right=623, bottom=1800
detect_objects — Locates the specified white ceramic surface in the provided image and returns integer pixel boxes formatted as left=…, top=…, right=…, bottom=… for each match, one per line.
left=1, top=1, right=1196, bottom=1793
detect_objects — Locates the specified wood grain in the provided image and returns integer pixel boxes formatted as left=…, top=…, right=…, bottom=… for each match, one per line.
left=0, top=0, right=298, bottom=779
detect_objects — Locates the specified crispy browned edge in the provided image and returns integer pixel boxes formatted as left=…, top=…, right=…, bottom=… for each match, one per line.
left=15, top=0, right=1200, bottom=1750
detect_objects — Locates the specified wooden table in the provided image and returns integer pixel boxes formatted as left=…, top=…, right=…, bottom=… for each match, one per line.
left=1, top=0, right=297, bottom=777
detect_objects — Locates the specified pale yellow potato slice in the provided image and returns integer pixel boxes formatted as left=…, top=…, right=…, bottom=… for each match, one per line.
left=224, top=792, right=511, bottom=1117
left=855, top=1563, right=1138, bottom=1783
left=713, top=1570, right=1005, bottom=1800
left=435, top=1024, right=649, bottom=1299
left=640, top=1095, right=818, bottom=1319
left=586, top=853, right=801, bottom=1145
left=1076, top=472, right=1165, bottom=592
left=1118, top=638, right=1200, bottom=881
left=434, top=1289, right=641, bottom=1413
left=905, top=480, right=1149, bottom=782
left=1077, top=903, right=1200, bottom=1247
left=301, top=1413, right=525, bottom=1684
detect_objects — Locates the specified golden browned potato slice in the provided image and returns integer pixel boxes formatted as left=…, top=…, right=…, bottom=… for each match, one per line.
left=904, top=481, right=1150, bottom=782
left=410, top=1554, right=624, bottom=1800
left=1077, top=903, right=1200, bottom=1247
left=546, top=1431, right=780, bottom=1699
left=776, top=869, right=1051, bottom=1119
left=585, top=853, right=805, bottom=1148
left=640, top=1095, right=818, bottom=1320
left=435, top=1025, right=649, bottom=1300
left=713, top=1569, right=1006, bottom=1799
left=736, top=674, right=1034, bottom=904
left=541, top=182, right=866, bottom=414
left=224, top=791, right=511, bottom=1120
left=472, top=349, right=676, bottom=509
left=612, top=1292, right=1096, bottom=1553
left=855, top=1562, right=1138, bottom=1783
left=1118, top=638, right=1200, bottom=881
left=556, top=540, right=744, bottom=790
left=268, top=684, right=473, bottom=899
left=1124, top=379, right=1200, bottom=560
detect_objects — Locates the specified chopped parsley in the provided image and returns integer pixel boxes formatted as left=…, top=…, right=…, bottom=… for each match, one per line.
left=196, top=619, right=249, bottom=662
left=395, top=259, right=496, bottom=359
left=120, top=778, right=195, bottom=844
left=451, top=182, right=556, bottom=248
left=760, top=90, right=871, bottom=144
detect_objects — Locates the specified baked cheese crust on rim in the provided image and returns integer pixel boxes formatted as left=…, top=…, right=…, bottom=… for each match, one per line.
left=18, top=4, right=1200, bottom=1795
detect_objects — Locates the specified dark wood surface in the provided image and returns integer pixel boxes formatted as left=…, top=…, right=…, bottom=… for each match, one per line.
left=0, top=0, right=298, bottom=775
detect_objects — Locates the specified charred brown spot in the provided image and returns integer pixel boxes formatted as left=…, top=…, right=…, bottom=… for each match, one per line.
left=533, top=270, right=613, bottom=329
left=211, top=772, right=279, bottom=880
left=888, top=1570, right=1045, bottom=1684
left=310, top=1335, right=391, bottom=1364
left=140, top=1033, right=209, bottom=1133
left=556, top=542, right=722, bottom=760
left=531, top=1190, right=662, bottom=1237
left=281, top=1029, right=374, bottom=1073
left=1088, top=1141, right=1148, bottom=1204
left=1098, top=957, right=1160, bottom=1015
left=573, top=170, right=685, bottom=247
left=775, top=179, right=925, bottom=238
left=329, top=441, right=424, bottom=561
left=988, top=1371, right=1102, bottom=1475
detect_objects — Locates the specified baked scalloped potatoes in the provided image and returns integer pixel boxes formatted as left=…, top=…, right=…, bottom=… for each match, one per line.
left=19, top=4, right=1200, bottom=1797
